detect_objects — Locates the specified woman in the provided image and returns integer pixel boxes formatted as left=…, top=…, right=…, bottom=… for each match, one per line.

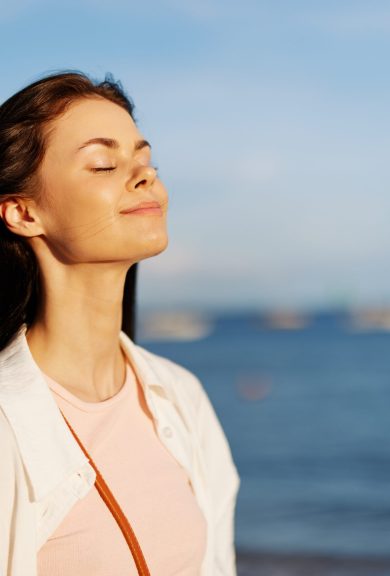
left=0, top=72, right=239, bottom=576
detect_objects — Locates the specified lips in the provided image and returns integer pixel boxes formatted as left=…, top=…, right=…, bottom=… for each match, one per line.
left=120, top=201, right=162, bottom=215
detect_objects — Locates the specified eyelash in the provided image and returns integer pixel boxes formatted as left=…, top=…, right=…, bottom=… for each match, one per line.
left=91, top=165, right=159, bottom=174
left=91, top=166, right=116, bottom=172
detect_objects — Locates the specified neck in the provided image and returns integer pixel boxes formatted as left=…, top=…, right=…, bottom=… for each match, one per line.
left=26, top=261, right=132, bottom=402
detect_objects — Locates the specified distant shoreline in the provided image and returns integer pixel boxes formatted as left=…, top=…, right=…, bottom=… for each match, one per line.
left=236, top=550, right=390, bottom=576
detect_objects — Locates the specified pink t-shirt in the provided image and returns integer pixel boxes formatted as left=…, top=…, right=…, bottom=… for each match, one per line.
left=37, top=361, right=207, bottom=576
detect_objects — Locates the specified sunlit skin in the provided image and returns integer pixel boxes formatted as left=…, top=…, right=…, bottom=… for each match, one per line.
left=0, top=98, right=169, bottom=401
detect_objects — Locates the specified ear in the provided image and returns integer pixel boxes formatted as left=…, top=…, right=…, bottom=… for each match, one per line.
left=0, top=197, right=45, bottom=238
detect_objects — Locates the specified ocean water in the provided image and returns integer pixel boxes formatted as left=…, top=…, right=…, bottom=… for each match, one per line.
left=138, top=311, right=390, bottom=560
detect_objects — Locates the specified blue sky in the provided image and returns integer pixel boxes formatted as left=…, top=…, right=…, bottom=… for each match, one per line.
left=1, top=0, right=390, bottom=310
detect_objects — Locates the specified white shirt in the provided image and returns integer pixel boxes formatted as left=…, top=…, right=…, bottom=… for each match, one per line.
left=0, top=324, right=240, bottom=576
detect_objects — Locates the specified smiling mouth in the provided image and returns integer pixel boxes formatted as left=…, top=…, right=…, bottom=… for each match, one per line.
left=120, top=201, right=163, bottom=216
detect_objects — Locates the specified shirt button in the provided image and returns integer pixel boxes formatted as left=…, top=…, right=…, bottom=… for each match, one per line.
left=162, top=426, right=173, bottom=438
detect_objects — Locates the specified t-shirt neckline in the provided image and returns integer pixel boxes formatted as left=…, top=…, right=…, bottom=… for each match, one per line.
left=42, top=361, right=134, bottom=413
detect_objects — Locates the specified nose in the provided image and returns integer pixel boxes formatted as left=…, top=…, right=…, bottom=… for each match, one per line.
left=132, top=165, right=157, bottom=191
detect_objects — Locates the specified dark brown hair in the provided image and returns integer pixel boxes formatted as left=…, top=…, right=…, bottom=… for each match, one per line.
left=0, top=71, right=138, bottom=351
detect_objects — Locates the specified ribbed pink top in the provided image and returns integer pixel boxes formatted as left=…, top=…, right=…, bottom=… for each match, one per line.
left=37, top=361, right=207, bottom=576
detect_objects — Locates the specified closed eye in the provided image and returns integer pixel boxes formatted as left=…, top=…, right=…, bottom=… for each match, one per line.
left=91, top=166, right=116, bottom=172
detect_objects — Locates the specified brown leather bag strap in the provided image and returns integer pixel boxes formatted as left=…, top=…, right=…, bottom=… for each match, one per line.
left=61, top=412, right=151, bottom=576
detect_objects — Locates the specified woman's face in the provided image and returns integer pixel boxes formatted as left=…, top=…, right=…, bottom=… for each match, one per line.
left=33, top=97, right=168, bottom=265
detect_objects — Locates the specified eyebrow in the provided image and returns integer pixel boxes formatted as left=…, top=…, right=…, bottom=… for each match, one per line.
left=77, top=137, right=151, bottom=152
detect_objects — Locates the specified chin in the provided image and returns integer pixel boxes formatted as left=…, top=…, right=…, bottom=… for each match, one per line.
left=149, top=234, right=169, bottom=258
left=133, top=234, right=169, bottom=262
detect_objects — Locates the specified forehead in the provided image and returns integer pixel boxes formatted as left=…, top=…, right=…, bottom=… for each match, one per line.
left=46, top=97, right=140, bottom=150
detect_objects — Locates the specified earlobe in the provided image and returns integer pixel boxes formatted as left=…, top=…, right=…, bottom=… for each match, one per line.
left=0, top=199, right=43, bottom=238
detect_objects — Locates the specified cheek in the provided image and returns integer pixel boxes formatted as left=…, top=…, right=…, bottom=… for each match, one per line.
left=36, top=169, right=168, bottom=263
left=40, top=176, right=118, bottom=240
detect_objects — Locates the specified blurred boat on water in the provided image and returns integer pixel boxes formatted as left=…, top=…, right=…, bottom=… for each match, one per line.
left=139, top=307, right=390, bottom=341
left=138, top=310, right=214, bottom=341
left=252, top=307, right=390, bottom=333
left=347, top=308, right=390, bottom=332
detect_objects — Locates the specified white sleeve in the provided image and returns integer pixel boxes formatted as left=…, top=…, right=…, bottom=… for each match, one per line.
left=0, top=409, right=40, bottom=576
left=0, top=410, right=17, bottom=576
left=195, top=381, right=240, bottom=575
